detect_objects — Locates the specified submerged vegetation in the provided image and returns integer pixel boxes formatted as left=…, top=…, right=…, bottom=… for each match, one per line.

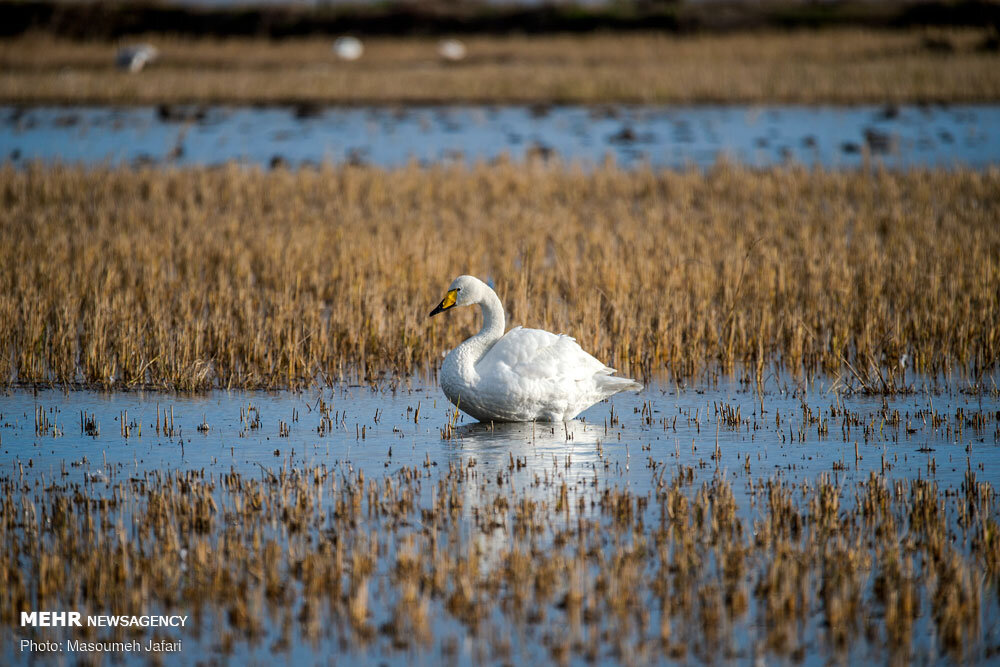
left=1, top=163, right=997, bottom=391
left=1, top=29, right=999, bottom=104
left=2, top=390, right=998, bottom=663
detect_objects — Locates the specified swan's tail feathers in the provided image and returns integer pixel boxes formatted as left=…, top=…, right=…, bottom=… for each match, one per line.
left=596, top=373, right=643, bottom=396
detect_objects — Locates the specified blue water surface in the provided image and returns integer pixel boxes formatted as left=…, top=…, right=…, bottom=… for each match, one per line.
left=2, top=104, right=998, bottom=169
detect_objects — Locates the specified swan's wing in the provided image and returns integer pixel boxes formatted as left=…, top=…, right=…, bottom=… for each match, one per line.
left=469, top=327, right=641, bottom=421
left=479, top=327, right=609, bottom=382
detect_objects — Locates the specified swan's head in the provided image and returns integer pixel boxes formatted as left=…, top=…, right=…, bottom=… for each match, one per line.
left=429, top=275, right=490, bottom=317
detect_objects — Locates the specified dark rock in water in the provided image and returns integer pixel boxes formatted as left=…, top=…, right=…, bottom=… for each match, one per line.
left=589, top=106, right=620, bottom=120
left=525, top=142, right=554, bottom=160
left=754, top=137, right=769, bottom=148
left=529, top=103, right=551, bottom=119
left=938, top=130, right=954, bottom=144
left=841, top=142, right=861, bottom=154
left=157, top=105, right=207, bottom=123
left=610, top=126, right=637, bottom=143
left=293, top=102, right=324, bottom=120
left=801, top=135, right=817, bottom=148
left=863, top=127, right=894, bottom=154
left=9, top=148, right=21, bottom=160
left=345, top=148, right=367, bottom=166
left=878, top=104, right=900, bottom=120
left=609, top=125, right=655, bottom=145
left=53, top=114, right=79, bottom=127
left=269, top=155, right=288, bottom=169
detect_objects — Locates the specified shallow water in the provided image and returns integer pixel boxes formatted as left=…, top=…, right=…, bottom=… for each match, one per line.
left=2, top=104, right=998, bottom=169
left=4, top=376, right=997, bottom=499
left=2, top=375, right=999, bottom=665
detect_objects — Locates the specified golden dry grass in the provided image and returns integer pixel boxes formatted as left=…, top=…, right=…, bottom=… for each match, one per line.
left=0, top=29, right=998, bottom=104
left=1, top=162, right=997, bottom=390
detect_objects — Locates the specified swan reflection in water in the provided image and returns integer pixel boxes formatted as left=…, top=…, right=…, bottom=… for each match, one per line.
left=447, top=419, right=608, bottom=485
left=440, top=418, right=631, bottom=570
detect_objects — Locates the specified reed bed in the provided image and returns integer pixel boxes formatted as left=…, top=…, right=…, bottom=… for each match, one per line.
left=1, top=162, right=998, bottom=390
left=1, top=29, right=999, bottom=104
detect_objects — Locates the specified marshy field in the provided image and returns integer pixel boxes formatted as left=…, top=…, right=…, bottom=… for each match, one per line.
left=2, top=161, right=999, bottom=665
left=2, top=4, right=1000, bottom=664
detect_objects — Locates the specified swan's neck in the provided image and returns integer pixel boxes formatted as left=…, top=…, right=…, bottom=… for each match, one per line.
left=473, top=289, right=505, bottom=347
left=449, top=289, right=505, bottom=381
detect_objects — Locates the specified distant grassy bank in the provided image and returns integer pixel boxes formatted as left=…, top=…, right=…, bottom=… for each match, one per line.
left=1, top=29, right=999, bottom=105
left=1, top=163, right=997, bottom=390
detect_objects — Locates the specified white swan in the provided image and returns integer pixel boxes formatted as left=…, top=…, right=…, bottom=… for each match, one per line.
left=333, top=36, right=364, bottom=61
left=437, top=39, right=467, bottom=62
left=429, top=275, right=642, bottom=422
left=116, top=44, right=158, bottom=73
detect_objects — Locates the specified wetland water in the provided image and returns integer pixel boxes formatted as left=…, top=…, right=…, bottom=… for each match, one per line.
left=2, top=375, right=999, bottom=665
left=2, top=104, right=999, bottom=169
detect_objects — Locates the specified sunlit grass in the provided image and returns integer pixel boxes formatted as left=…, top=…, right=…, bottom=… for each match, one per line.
left=1, top=161, right=997, bottom=390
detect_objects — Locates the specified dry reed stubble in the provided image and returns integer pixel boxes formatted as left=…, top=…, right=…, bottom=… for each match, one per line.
left=1, top=161, right=997, bottom=390
left=2, top=453, right=994, bottom=661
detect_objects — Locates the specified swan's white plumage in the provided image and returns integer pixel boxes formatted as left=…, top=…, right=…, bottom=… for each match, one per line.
left=116, top=44, right=158, bottom=72
left=431, top=275, right=641, bottom=422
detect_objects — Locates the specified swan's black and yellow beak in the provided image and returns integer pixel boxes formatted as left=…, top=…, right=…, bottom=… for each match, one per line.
left=429, top=289, right=458, bottom=317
